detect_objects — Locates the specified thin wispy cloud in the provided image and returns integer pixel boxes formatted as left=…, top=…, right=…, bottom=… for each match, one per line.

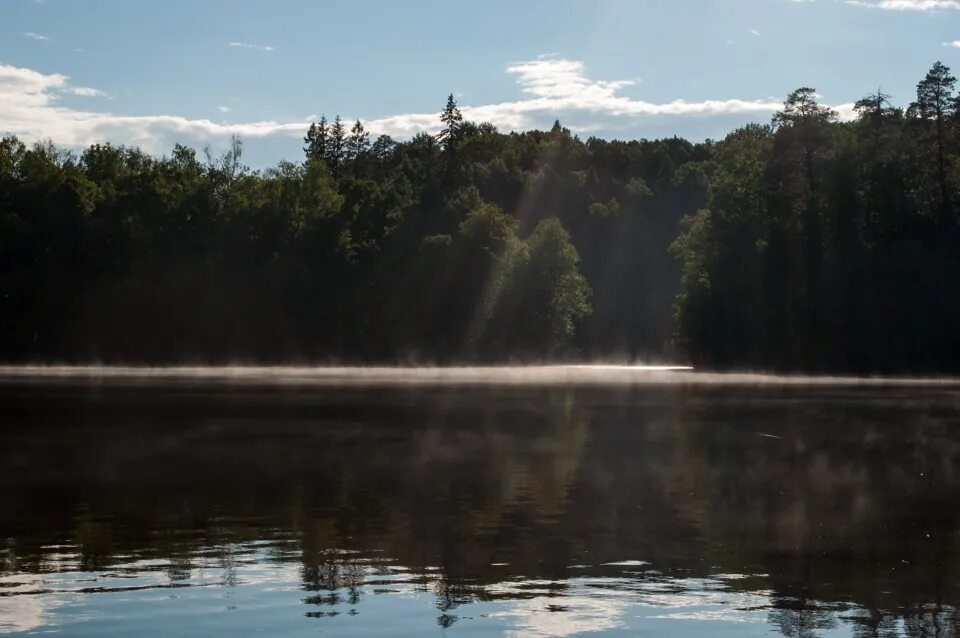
left=22, top=32, right=49, bottom=41
left=0, top=58, right=850, bottom=154
left=749, top=29, right=761, bottom=36
left=228, top=41, right=275, bottom=52
left=944, top=40, right=960, bottom=47
left=798, top=0, right=959, bottom=7
left=71, top=86, right=108, bottom=98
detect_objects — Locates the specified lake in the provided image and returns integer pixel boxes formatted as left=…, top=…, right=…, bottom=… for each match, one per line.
left=1, top=366, right=960, bottom=637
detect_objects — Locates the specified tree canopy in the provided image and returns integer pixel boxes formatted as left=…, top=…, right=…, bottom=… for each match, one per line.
left=3, top=61, right=960, bottom=371
left=672, top=61, right=960, bottom=372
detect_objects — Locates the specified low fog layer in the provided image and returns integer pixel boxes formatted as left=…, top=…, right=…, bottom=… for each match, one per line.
left=1, top=365, right=959, bottom=387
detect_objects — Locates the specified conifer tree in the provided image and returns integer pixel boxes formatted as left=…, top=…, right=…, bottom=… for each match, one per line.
left=326, top=115, right=347, bottom=177
left=370, top=135, right=396, bottom=167
left=912, top=61, right=956, bottom=215
left=303, top=115, right=329, bottom=162
left=854, top=89, right=893, bottom=152
left=437, top=94, right=463, bottom=148
left=347, top=120, right=370, bottom=164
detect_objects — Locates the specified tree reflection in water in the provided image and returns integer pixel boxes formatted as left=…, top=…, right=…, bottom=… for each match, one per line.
left=1, top=378, right=959, bottom=636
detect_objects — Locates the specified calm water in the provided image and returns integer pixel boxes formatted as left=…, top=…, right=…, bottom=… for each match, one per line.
left=2, top=368, right=960, bottom=637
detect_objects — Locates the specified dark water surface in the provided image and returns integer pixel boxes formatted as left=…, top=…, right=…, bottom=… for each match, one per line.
left=2, top=369, right=960, bottom=637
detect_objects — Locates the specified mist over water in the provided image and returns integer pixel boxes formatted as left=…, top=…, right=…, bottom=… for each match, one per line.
left=1, top=364, right=959, bottom=387
left=2, top=370, right=960, bottom=636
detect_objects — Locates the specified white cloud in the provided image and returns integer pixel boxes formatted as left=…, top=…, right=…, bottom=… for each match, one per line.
left=833, top=102, right=859, bottom=121
left=749, top=28, right=761, bottom=35
left=228, top=41, right=275, bottom=52
left=800, top=0, right=960, bottom=6
left=944, top=40, right=960, bottom=47
left=457, top=58, right=784, bottom=126
left=845, top=0, right=960, bottom=9
left=71, top=86, right=108, bottom=98
left=0, top=57, right=844, bottom=154
left=358, top=59, right=787, bottom=137
left=22, top=32, right=49, bottom=41
left=0, top=63, right=302, bottom=151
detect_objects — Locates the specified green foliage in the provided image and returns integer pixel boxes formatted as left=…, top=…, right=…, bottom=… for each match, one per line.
left=458, top=198, right=517, bottom=255
left=520, top=218, right=592, bottom=351
left=437, top=93, right=463, bottom=149
left=772, top=87, right=837, bottom=128
left=3, top=83, right=709, bottom=362
left=326, top=116, right=347, bottom=177
left=19, top=61, right=960, bottom=371
left=303, top=116, right=328, bottom=162
left=624, top=177, right=653, bottom=198
left=912, top=61, right=957, bottom=217
left=672, top=63, right=960, bottom=371
left=588, top=197, right=620, bottom=218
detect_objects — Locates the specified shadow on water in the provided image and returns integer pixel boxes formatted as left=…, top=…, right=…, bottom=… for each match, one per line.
left=1, top=372, right=960, bottom=636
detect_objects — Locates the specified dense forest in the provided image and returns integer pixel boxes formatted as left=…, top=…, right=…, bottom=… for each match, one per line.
left=1, top=62, right=959, bottom=370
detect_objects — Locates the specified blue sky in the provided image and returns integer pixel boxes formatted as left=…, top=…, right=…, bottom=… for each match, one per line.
left=2, top=0, right=959, bottom=166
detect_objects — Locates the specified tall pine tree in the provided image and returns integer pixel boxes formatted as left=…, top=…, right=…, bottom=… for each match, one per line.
left=912, top=61, right=956, bottom=218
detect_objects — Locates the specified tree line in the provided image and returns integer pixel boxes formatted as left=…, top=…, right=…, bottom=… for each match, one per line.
left=1, top=62, right=958, bottom=369
left=672, top=61, right=960, bottom=371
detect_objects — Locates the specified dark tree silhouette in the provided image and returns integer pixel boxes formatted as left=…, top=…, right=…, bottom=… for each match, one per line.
left=3, top=62, right=960, bottom=369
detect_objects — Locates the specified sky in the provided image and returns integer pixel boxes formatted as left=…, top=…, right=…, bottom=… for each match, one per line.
left=2, top=0, right=959, bottom=167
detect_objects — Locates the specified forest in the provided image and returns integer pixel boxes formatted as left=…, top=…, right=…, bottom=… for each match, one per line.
left=1, top=61, right=959, bottom=371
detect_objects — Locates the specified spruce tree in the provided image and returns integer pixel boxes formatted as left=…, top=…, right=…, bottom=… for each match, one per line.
left=326, top=115, right=347, bottom=177
left=347, top=120, right=370, bottom=163
left=437, top=94, right=463, bottom=148
left=303, top=115, right=329, bottom=162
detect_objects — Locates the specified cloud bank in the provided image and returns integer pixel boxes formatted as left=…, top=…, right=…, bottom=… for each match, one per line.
left=0, top=57, right=851, bottom=156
